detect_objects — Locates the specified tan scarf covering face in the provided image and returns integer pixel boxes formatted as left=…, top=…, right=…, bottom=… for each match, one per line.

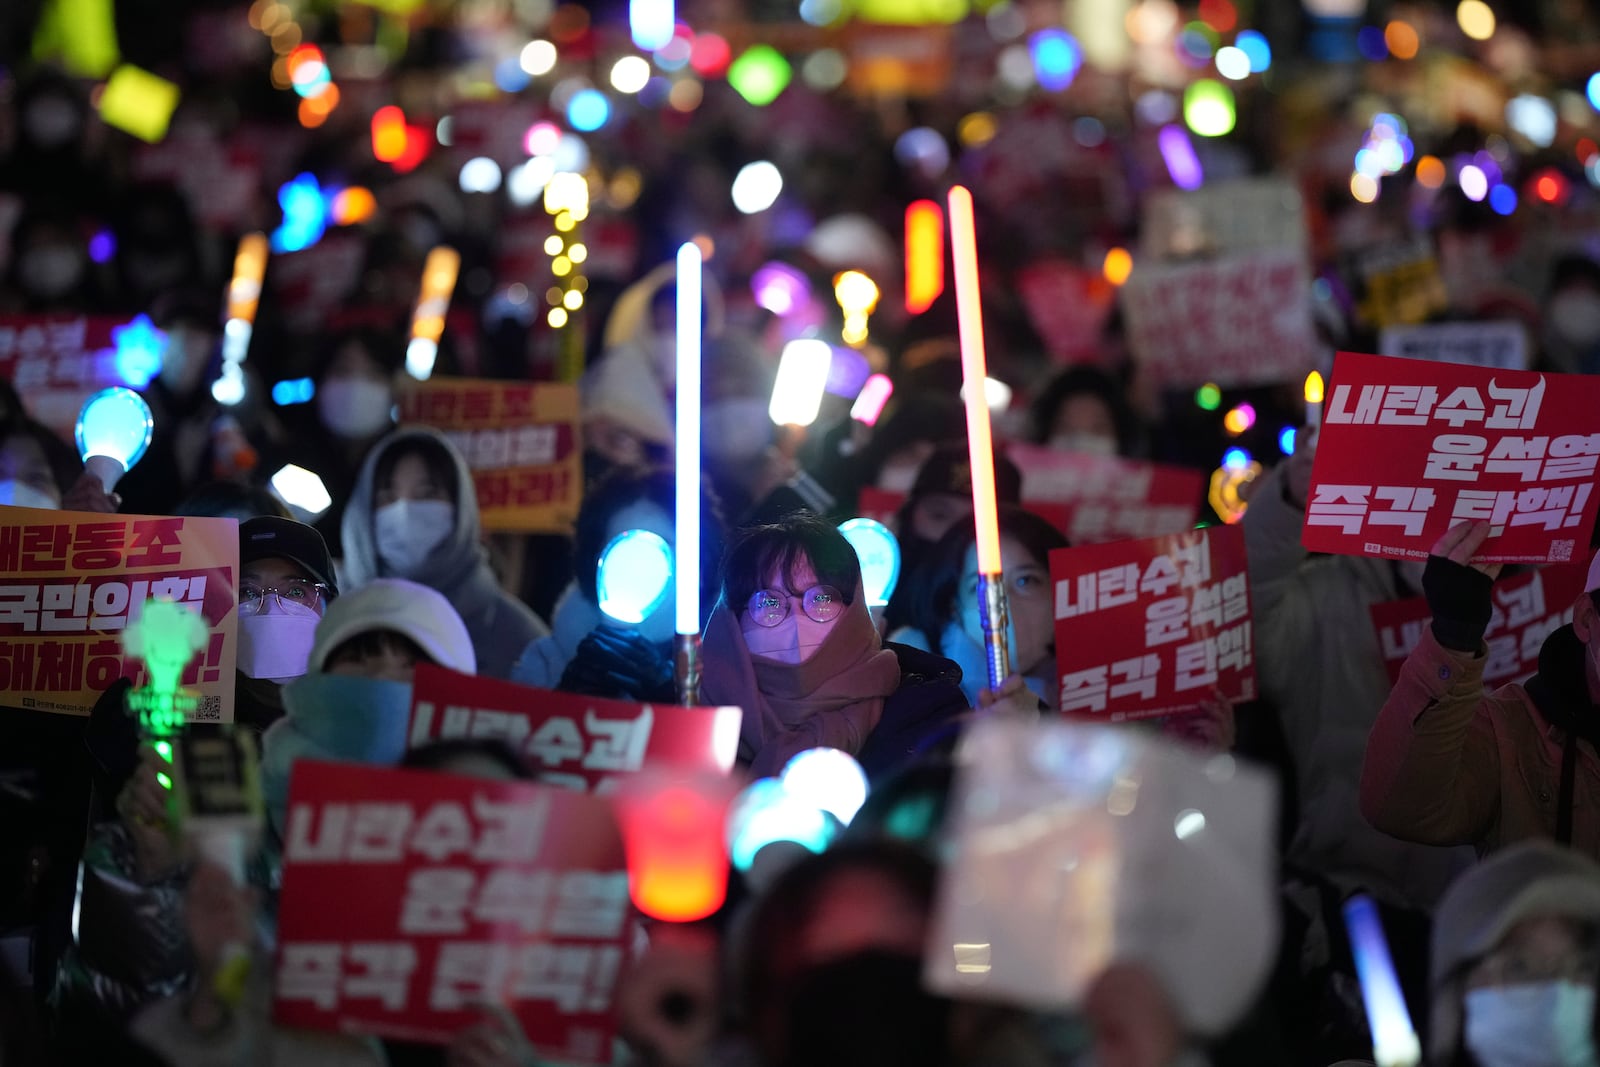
left=700, top=586, right=901, bottom=777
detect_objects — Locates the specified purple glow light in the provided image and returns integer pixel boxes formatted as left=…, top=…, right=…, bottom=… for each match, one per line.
left=751, top=261, right=810, bottom=317
left=88, top=230, right=116, bottom=264
left=1159, top=124, right=1204, bottom=190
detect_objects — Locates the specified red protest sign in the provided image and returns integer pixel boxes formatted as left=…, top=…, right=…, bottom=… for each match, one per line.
left=1014, top=260, right=1115, bottom=367
left=1120, top=247, right=1318, bottom=388
left=1008, top=444, right=1203, bottom=543
left=1302, top=352, right=1600, bottom=564
left=0, top=315, right=146, bottom=437
left=1368, top=563, right=1590, bottom=687
left=408, top=665, right=741, bottom=792
left=856, top=451, right=1201, bottom=546
left=1050, top=525, right=1256, bottom=722
left=274, top=760, right=628, bottom=1060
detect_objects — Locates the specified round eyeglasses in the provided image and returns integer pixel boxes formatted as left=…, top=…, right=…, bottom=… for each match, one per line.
left=239, top=579, right=328, bottom=614
left=746, top=585, right=845, bottom=627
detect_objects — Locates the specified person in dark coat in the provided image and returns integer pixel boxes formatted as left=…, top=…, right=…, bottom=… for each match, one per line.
left=699, top=511, right=971, bottom=783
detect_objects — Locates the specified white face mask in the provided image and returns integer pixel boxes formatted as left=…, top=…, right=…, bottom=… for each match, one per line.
left=318, top=378, right=395, bottom=439
left=237, top=599, right=321, bottom=682
left=1049, top=432, right=1117, bottom=457
left=21, top=245, right=85, bottom=299
left=741, top=605, right=840, bottom=665
left=1550, top=292, right=1600, bottom=350
left=1464, top=981, right=1600, bottom=1067
left=375, top=499, right=454, bottom=576
left=0, top=480, right=60, bottom=509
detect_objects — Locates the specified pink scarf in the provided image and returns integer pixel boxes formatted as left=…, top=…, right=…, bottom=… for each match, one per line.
left=700, top=591, right=901, bottom=777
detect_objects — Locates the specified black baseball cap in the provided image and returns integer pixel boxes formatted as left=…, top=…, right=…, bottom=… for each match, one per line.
left=910, top=442, right=1022, bottom=505
left=239, top=517, right=339, bottom=598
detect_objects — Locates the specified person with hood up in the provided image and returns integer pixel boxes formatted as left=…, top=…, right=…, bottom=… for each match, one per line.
left=1425, top=841, right=1600, bottom=1067
left=699, top=511, right=972, bottom=782
left=511, top=465, right=725, bottom=700
left=1362, top=526, right=1600, bottom=860
left=340, top=426, right=548, bottom=679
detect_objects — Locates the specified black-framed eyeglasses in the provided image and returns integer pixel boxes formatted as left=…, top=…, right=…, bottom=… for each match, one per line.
left=745, top=585, right=845, bottom=627
left=239, top=579, right=329, bottom=614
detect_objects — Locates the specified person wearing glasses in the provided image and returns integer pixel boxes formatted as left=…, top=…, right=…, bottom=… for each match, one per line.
left=235, top=516, right=339, bottom=733
left=700, top=511, right=970, bottom=782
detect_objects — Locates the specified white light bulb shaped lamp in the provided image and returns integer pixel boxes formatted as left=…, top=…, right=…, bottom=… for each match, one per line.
left=76, top=388, right=153, bottom=492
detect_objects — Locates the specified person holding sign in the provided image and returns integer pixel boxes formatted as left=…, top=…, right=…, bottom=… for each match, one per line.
left=1244, top=432, right=1474, bottom=912
left=700, top=512, right=970, bottom=781
left=340, top=427, right=549, bottom=680
left=1362, top=526, right=1600, bottom=861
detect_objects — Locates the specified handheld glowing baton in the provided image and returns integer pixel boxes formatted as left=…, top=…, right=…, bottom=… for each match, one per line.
left=675, top=242, right=703, bottom=704
left=1343, top=894, right=1422, bottom=1067
left=947, top=185, right=1010, bottom=690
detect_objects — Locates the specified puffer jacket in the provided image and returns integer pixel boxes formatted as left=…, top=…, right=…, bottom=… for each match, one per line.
left=1361, top=622, right=1600, bottom=859
left=854, top=643, right=973, bottom=782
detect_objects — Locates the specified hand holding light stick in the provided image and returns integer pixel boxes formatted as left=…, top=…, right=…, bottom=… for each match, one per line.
left=76, top=387, right=154, bottom=493
left=947, top=185, right=1010, bottom=690
left=675, top=242, right=703, bottom=705
left=1342, top=894, right=1422, bottom=1067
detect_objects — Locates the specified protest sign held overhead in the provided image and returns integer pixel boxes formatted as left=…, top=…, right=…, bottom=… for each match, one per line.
left=1301, top=352, right=1600, bottom=564
left=1120, top=247, right=1319, bottom=388
left=1369, top=563, right=1591, bottom=686
left=397, top=378, right=582, bottom=533
left=858, top=448, right=1201, bottom=547
left=274, top=760, right=628, bottom=1060
left=408, top=664, right=742, bottom=793
left=0, top=315, right=162, bottom=437
left=1050, top=524, right=1256, bottom=723
left=0, top=507, right=237, bottom=721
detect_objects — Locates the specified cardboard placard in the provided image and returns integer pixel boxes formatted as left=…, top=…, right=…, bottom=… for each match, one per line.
left=408, top=664, right=741, bottom=793
left=1120, top=247, right=1319, bottom=388
left=397, top=378, right=582, bottom=533
left=0, top=509, right=237, bottom=721
left=1302, top=352, right=1600, bottom=564
left=274, top=761, right=627, bottom=1059
left=1368, top=563, right=1590, bottom=686
left=1140, top=177, right=1308, bottom=262
left=1050, top=524, right=1256, bottom=722
left=1377, top=320, right=1528, bottom=371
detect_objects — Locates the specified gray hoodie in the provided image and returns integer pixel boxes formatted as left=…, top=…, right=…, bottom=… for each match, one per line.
left=339, top=426, right=548, bottom=679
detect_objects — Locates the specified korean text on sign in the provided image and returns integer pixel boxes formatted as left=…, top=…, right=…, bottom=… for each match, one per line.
left=397, top=378, right=582, bottom=534
left=408, top=664, right=741, bottom=794
left=1050, top=524, right=1257, bottom=723
left=1302, top=352, right=1600, bottom=564
left=1119, top=247, right=1319, bottom=389
left=1368, top=563, right=1590, bottom=687
left=274, top=761, right=629, bottom=1060
left=0, top=509, right=238, bottom=721
left=0, top=315, right=141, bottom=438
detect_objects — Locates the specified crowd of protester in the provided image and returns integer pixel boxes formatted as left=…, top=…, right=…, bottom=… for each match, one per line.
left=5, top=3, right=1600, bottom=1065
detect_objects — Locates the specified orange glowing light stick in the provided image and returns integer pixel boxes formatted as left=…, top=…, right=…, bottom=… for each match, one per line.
left=371, top=105, right=407, bottom=163
left=947, top=185, right=1010, bottom=690
left=904, top=200, right=944, bottom=314
left=405, top=247, right=459, bottom=381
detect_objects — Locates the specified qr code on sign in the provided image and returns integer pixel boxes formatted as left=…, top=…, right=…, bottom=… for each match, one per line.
left=194, top=695, right=222, bottom=722
left=1550, top=540, right=1575, bottom=562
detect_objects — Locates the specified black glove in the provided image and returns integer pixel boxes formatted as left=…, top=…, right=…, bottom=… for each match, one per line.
left=1422, top=553, right=1495, bottom=652
left=557, top=626, right=675, bottom=703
